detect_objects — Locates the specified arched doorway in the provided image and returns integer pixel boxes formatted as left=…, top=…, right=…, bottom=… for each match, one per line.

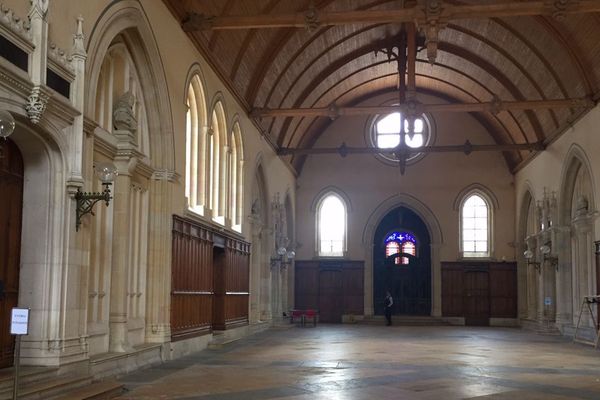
left=0, top=139, right=23, bottom=368
left=373, top=207, right=431, bottom=316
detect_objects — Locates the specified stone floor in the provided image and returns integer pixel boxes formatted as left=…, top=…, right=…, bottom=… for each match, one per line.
left=115, top=325, right=600, bottom=399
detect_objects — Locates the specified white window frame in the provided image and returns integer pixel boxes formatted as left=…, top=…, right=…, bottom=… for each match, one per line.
left=459, top=192, right=493, bottom=258
left=315, top=192, right=347, bottom=258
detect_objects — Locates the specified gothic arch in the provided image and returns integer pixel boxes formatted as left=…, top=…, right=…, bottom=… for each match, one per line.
left=558, top=144, right=597, bottom=226
left=362, top=194, right=443, bottom=317
left=86, top=0, right=174, bottom=169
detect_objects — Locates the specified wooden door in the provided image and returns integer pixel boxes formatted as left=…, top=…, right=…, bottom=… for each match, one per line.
left=464, top=270, right=489, bottom=326
left=0, top=140, right=23, bottom=368
left=318, top=269, right=342, bottom=323
left=212, top=246, right=226, bottom=330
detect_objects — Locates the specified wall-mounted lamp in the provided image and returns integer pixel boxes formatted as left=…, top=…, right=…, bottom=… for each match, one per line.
left=271, top=245, right=296, bottom=269
left=0, top=110, right=16, bottom=139
left=523, top=249, right=541, bottom=273
left=75, top=162, right=117, bottom=231
left=539, top=242, right=558, bottom=270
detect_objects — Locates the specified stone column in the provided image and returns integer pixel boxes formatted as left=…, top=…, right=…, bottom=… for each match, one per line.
left=248, top=215, right=263, bottom=323
left=572, top=214, right=594, bottom=327
left=554, top=226, right=572, bottom=327
left=108, top=123, right=138, bottom=352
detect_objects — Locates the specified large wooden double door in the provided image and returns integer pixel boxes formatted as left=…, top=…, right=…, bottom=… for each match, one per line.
left=0, top=139, right=23, bottom=368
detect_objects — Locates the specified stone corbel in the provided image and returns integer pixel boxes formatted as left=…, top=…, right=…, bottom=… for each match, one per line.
left=419, top=0, right=446, bottom=65
left=25, top=85, right=51, bottom=124
left=304, top=4, right=320, bottom=32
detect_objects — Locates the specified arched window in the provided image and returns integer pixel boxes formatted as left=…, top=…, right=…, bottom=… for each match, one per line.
left=210, top=102, right=227, bottom=225
left=461, top=194, right=490, bottom=257
left=230, top=122, right=244, bottom=232
left=384, top=231, right=417, bottom=265
left=185, top=74, right=207, bottom=215
left=371, top=111, right=431, bottom=163
left=317, top=194, right=346, bottom=257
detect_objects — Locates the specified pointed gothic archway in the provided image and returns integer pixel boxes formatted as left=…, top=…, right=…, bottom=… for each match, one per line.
left=373, top=207, right=431, bottom=316
left=0, top=139, right=23, bottom=368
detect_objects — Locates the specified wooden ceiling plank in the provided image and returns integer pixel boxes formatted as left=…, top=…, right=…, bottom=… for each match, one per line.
left=182, top=1, right=600, bottom=31
left=252, top=97, right=593, bottom=117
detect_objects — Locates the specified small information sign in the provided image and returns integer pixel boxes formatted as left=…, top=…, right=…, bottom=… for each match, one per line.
left=10, top=308, right=29, bottom=335
left=544, top=297, right=552, bottom=306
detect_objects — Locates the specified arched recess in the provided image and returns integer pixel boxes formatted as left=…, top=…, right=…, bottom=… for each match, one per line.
left=249, top=157, right=271, bottom=322
left=517, top=185, right=538, bottom=321
left=362, top=194, right=443, bottom=317
left=85, top=0, right=175, bottom=350
left=558, top=145, right=597, bottom=329
left=209, top=97, right=228, bottom=224
left=3, top=112, right=68, bottom=366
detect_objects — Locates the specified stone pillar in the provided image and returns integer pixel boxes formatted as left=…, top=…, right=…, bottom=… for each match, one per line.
left=145, top=171, right=176, bottom=344
left=572, top=214, right=594, bottom=327
left=555, top=226, right=572, bottom=326
left=108, top=147, right=136, bottom=352
left=248, top=215, right=263, bottom=323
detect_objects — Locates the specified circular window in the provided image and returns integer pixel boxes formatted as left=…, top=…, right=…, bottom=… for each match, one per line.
left=367, top=110, right=434, bottom=165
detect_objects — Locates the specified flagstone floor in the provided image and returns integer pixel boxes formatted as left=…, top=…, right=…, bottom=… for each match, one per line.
left=115, top=324, right=600, bottom=399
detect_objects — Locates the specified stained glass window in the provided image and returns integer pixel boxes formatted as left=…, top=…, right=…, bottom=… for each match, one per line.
left=384, top=231, right=417, bottom=265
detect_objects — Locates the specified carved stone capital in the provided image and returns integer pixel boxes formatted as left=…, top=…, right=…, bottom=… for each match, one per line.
left=25, top=85, right=51, bottom=124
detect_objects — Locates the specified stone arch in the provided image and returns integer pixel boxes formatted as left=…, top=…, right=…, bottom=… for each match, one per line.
left=362, top=194, right=443, bottom=317
left=558, top=144, right=596, bottom=330
left=517, top=184, right=538, bottom=321
left=86, top=0, right=174, bottom=170
left=3, top=111, right=68, bottom=365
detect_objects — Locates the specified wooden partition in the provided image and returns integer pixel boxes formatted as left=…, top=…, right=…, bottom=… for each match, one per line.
left=213, top=237, right=250, bottom=330
left=171, top=216, right=214, bottom=340
left=441, top=261, right=517, bottom=325
left=295, top=260, right=364, bottom=323
left=171, top=216, right=250, bottom=340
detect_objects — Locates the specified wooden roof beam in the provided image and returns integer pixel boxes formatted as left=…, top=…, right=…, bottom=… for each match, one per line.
left=278, top=141, right=545, bottom=156
left=251, top=97, right=594, bottom=119
left=182, top=1, right=600, bottom=31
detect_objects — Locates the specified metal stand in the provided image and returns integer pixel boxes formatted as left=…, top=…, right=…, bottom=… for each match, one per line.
left=13, top=336, right=20, bottom=400
left=573, top=295, right=600, bottom=348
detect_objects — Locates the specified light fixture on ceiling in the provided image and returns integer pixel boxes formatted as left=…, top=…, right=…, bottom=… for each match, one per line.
left=75, top=162, right=118, bottom=231
left=540, top=241, right=558, bottom=269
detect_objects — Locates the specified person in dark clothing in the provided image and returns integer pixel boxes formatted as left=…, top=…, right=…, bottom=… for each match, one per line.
left=384, top=291, right=393, bottom=326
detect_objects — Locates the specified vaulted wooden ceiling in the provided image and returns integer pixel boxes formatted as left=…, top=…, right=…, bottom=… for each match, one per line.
left=163, top=0, right=600, bottom=173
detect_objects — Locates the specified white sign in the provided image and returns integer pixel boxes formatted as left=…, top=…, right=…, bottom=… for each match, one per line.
left=10, top=308, right=29, bottom=335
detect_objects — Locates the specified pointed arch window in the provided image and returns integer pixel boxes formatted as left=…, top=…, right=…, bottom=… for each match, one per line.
left=461, top=194, right=491, bottom=257
left=185, top=74, right=208, bottom=215
left=230, top=122, right=244, bottom=232
left=317, top=194, right=346, bottom=257
left=210, top=102, right=227, bottom=225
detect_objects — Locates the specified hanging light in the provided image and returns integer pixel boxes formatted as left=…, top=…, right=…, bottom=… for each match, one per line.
left=0, top=110, right=16, bottom=139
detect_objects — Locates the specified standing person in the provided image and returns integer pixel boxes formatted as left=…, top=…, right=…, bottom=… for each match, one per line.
left=384, top=291, right=393, bottom=326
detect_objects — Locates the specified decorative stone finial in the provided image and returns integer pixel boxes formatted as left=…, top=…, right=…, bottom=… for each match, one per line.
left=72, top=15, right=86, bottom=57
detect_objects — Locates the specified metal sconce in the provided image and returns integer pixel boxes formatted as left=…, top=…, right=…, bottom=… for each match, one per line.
left=540, top=242, right=558, bottom=269
left=75, top=162, right=118, bottom=231
left=271, top=245, right=296, bottom=269
left=523, top=248, right=541, bottom=274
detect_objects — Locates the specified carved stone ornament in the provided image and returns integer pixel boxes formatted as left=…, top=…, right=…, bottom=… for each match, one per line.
left=113, top=91, right=138, bottom=133
left=0, top=4, right=32, bottom=41
left=25, top=86, right=49, bottom=124
left=576, top=195, right=589, bottom=216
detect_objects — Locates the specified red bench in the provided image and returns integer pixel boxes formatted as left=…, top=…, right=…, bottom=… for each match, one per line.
left=290, top=309, right=318, bottom=327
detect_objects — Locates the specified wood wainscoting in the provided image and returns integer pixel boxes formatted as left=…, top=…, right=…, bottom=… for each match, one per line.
left=295, top=260, right=364, bottom=323
left=171, top=215, right=250, bottom=340
left=442, top=261, right=517, bottom=326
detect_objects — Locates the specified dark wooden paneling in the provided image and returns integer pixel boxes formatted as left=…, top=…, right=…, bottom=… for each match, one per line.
left=295, top=261, right=319, bottom=310
left=295, top=260, right=364, bottom=322
left=489, top=263, right=517, bottom=318
left=0, top=139, right=23, bottom=368
left=220, top=238, right=250, bottom=330
left=441, top=264, right=463, bottom=316
left=442, top=262, right=517, bottom=324
left=171, top=216, right=214, bottom=340
left=464, top=270, right=490, bottom=326
left=319, top=268, right=343, bottom=323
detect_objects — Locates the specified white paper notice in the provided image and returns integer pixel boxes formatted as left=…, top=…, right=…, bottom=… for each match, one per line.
left=10, top=308, right=29, bottom=335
